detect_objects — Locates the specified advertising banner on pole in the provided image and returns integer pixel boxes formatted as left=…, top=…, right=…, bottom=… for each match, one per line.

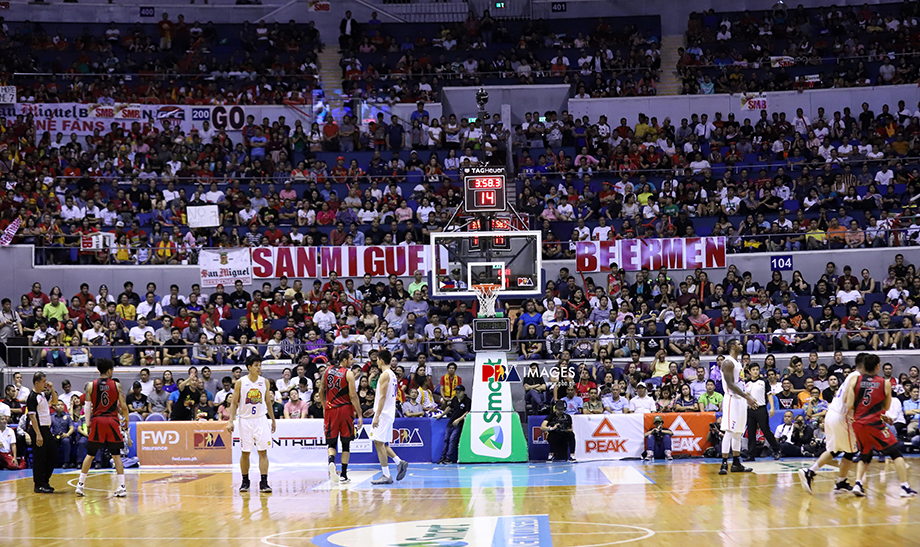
left=572, top=414, right=645, bottom=461
left=459, top=352, right=528, bottom=463
left=199, top=248, right=253, bottom=288
left=137, top=421, right=231, bottom=466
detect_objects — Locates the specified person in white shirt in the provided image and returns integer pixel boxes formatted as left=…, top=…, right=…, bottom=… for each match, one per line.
left=312, top=301, right=337, bottom=334
left=204, top=182, right=226, bottom=204
left=875, top=165, right=894, bottom=186
left=129, top=316, right=156, bottom=345
left=60, top=197, right=85, bottom=222
left=836, top=280, right=863, bottom=305
left=136, top=293, right=164, bottom=320
left=793, top=108, right=811, bottom=135
left=628, top=383, right=657, bottom=414
left=592, top=217, right=612, bottom=240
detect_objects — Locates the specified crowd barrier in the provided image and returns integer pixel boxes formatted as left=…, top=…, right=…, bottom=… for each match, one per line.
left=127, top=409, right=810, bottom=467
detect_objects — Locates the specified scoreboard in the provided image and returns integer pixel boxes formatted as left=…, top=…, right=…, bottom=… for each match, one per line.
left=463, top=166, right=507, bottom=213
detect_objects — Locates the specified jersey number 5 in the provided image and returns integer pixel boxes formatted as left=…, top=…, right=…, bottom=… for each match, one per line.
left=860, top=387, right=874, bottom=407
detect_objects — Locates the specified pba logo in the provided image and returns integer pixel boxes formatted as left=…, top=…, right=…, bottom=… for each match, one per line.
left=480, top=360, right=521, bottom=382
left=531, top=427, right=547, bottom=444
left=516, top=277, right=534, bottom=287
left=479, top=426, right=504, bottom=451
left=584, top=418, right=627, bottom=453
left=193, top=431, right=226, bottom=449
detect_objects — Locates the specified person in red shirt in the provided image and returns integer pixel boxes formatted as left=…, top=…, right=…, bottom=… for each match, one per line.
left=322, top=271, right=344, bottom=296
left=263, top=221, right=283, bottom=246
left=574, top=368, right=597, bottom=397
left=157, top=13, right=173, bottom=50
left=269, top=293, right=290, bottom=319
left=247, top=291, right=271, bottom=320
left=439, top=362, right=462, bottom=400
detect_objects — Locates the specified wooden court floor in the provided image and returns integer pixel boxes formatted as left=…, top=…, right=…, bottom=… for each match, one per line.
left=1, top=458, right=918, bottom=547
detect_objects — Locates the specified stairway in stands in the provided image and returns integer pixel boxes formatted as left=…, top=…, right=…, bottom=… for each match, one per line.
left=656, top=34, right=685, bottom=96
left=317, top=48, right=346, bottom=122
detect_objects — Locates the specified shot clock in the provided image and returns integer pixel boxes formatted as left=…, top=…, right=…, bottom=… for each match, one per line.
left=462, top=166, right=507, bottom=213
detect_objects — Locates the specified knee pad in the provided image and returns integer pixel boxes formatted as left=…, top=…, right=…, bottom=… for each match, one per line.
left=842, top=452, right=857, bottom=461
left=859, top=452, right=874, bottom=464
left=340, top=437, right=351, bottom=452
left=880, top=445, right=903, bottom=460
left=327, top=437, right=338, bottom=449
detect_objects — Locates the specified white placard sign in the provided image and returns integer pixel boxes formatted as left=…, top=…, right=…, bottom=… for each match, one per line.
left=187, top=205, right=220, bottom=228
left=0, top=86, right=15, bottom=104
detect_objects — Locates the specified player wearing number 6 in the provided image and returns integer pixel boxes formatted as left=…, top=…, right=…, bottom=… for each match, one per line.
left=225, top=355, right=276, bottom=493
left=75, top=359, right=131, bottom=497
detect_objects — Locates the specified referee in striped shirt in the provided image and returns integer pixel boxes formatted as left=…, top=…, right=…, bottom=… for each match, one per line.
left=744, top=363, right=781, bottom=461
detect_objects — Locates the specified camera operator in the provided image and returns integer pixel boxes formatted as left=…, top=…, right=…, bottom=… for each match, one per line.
left=774, top=411, right=815, bottom=456
left=643, top=415, right=673, bottom=461
left=540, top=401, right=576, bottom=462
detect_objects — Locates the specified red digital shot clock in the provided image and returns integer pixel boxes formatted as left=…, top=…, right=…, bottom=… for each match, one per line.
left=464, top=173, right=507, bottom=213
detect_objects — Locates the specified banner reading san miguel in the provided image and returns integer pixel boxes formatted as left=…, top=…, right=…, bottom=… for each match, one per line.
left=199, top=248, right=253, bottom=288
left=575, top=237, right=725, bottom=272
left=251, top=244, right=432, bottom=279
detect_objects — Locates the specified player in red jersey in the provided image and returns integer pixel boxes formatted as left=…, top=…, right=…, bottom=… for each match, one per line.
left=850, top=353, right=916, bottom=498
left=75, top=359, right=130, bottom=498
left=319, top=350, right=363, bottom=484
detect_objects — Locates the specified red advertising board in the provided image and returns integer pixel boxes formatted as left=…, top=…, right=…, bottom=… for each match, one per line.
left=643, top=412, right=717, bottom=456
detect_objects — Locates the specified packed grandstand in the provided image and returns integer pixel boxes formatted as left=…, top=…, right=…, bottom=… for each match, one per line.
left=0, top=2, right=918, bottom=461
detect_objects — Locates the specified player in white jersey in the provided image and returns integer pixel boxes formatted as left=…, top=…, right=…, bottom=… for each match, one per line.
left=798, top=352, right=866, bottom=494
left=226, top=355, right=276, bottom=493
left=719, top=339, right=758, bottom=475
left=370, top=349, right=409, bottom=485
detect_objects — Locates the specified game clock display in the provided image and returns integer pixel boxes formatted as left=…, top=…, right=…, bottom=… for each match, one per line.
left=463, top=167, right=507, bottom=213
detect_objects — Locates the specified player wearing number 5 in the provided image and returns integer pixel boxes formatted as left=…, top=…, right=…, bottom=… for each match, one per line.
left=75, top=359, right=131, bottom=497
left=370, top=349, right=408, bottom=485
left=226, top=355, right=276, bottom=493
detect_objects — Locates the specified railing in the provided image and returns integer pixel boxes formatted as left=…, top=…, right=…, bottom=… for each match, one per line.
left=20, top=224, right=919, bottom=266
left=2, top=327, right=911, bottom=368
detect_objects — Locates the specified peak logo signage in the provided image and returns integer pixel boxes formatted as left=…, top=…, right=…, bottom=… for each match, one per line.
left=307, top=515, right=554, bottom=547
left=642, top=413, right=716, bottom=455
left=573, top=414, right=644, bottom=461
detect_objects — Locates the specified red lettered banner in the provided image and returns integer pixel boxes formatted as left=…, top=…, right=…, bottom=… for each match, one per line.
left=251, top=244, right=431, bottom=279
left=575, top=237, right=725, bottom=272
left=643, top=412, right=717, bottom=456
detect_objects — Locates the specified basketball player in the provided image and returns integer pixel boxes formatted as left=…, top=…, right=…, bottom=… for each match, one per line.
left=225, top=355, right=276, bottom=493
left=797, top=352, right=866, bottom=494
left=848, top=354, right=916, bottom=498
left=75, top=359, right=130, bottom=497
left=719, top=339, right=758, bottom=475
left=370, top=349, right=409, bottom=485
left=319, top=350, right=363, bottom=483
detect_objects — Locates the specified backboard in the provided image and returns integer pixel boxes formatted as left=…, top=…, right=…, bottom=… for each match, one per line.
left=429, top=230, right=543, bottom=298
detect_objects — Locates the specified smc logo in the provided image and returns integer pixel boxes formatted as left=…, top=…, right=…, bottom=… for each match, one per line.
left=141, top=430, right=180, bottom=445
left=191, top=108, right=211, bottom=121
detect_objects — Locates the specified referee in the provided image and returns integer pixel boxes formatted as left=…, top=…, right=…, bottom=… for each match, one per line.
left=744, top=363, right=780, bottom=461
left=27, top=371, right=58, bottom=493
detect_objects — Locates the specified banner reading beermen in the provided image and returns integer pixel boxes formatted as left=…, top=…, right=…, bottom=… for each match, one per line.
left=575, top=237, right=725, bottom=272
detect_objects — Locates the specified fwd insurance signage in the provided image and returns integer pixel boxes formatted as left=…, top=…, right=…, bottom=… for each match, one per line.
left=459, top=353, right=528, bottom=463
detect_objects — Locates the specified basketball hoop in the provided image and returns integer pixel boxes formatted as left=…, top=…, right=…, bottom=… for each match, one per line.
left=472, top=283, right=501, bottom=318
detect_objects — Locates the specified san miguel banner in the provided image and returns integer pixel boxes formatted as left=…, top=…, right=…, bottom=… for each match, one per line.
left=575, top=237, right=725, bottom=273
left=199, top=248, right=253, bottom=288
left=251, top=244, right=432, bottom=279
left=137, top=421, right=231, bottom=466
left=572, top=414, right=645, bottom=461
left=15, top=103, right=311, bottom=140
left=643, top=412, right=716, bottom=456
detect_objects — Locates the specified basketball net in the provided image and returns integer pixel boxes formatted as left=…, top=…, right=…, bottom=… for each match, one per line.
left=472, top=283, right=501, bottom=318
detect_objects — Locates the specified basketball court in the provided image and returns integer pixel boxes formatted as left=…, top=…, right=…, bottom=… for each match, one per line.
left=3, top=458, right=919, bottom=546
